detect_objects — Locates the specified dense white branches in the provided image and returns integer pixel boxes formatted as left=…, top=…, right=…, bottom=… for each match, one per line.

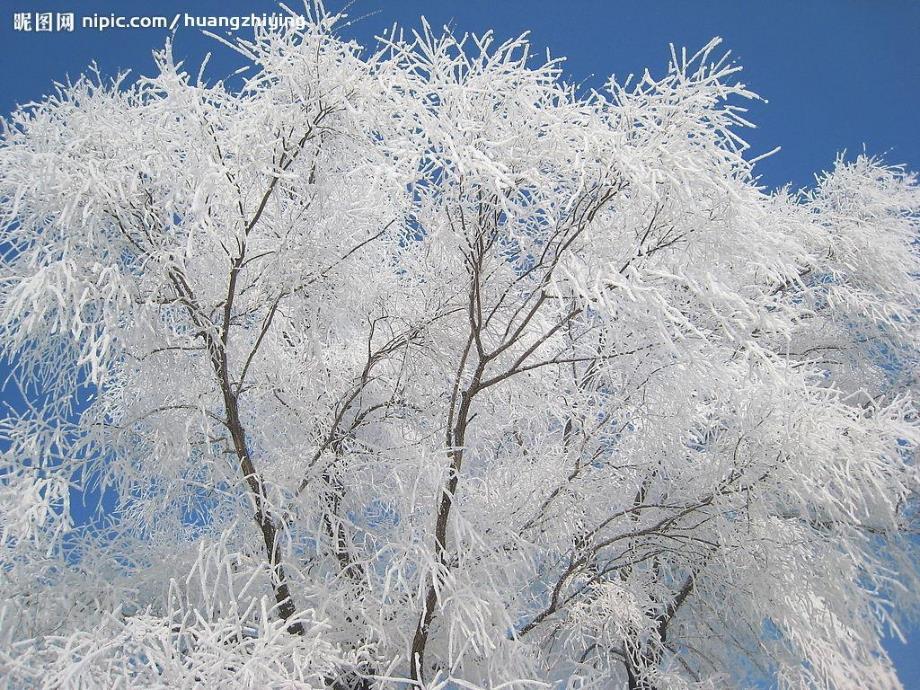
left=1, top=6, right=919, bottom=689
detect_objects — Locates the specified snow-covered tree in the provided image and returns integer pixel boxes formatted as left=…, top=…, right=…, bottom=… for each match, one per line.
left=1, top=7, right=918, bottom=689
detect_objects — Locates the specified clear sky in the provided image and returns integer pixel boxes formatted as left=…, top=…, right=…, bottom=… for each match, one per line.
left=1, top=0, right=918, bottom=685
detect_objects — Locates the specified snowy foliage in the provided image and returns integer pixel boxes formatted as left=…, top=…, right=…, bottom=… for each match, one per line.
left=1, top=6, right=919, bottom=688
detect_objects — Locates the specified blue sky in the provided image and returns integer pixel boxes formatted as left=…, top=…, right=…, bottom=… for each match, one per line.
left=1, top=0, right=918, bottom=685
